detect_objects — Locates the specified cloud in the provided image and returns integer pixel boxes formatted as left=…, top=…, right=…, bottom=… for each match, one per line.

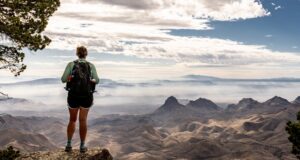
left=199, top=0, right=270, bottom=20
left=41, top=0, right=299, bottom=69
left=46, top=26, right=300, bottom=66
left=275, top=5, right=282, bottom=10
left=57, top=0, right=269, bottom=29
left=95, top=0, right=161, bottom=10
left=265, top=34, right=273, bottom=38
left=53, top=4, right=211, bottom=30
left=120, top=37, right=300, bottom=66
left=81, top=0, right=270, bottom=20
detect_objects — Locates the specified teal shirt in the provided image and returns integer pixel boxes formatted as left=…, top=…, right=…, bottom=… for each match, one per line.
left=61, top=58, right=100, bottom=84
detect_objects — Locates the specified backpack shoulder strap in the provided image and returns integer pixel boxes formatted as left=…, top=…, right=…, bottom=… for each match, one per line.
left=86, top=61, right=92, bottom=75
left=71, top=60, right=80, bottom=74
left=86, top=61, right=91, bottom=68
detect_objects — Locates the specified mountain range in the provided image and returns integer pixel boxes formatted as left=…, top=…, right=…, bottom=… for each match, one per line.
left=2, top=75, right=300, bottom=88
left=1, top=95, right=300, bottom=159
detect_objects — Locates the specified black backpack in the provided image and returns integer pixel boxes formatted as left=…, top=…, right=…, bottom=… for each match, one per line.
left=66, top=60, right=95, bottom=97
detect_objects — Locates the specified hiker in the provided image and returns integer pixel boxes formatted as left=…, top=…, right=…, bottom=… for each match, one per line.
left=61, top=46, right=99, bottom=153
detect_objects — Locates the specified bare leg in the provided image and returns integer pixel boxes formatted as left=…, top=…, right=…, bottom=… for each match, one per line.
left=79, top=108, right=89, bottom=143
left=67, top=108, right=79, bottom=141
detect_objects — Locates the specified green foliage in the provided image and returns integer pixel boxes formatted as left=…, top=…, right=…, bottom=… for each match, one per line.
left=0, top=0, right=60, bottom=76
left=286, top=111, right=300, bottom=159
left=0, top=146, right=20, bottom=160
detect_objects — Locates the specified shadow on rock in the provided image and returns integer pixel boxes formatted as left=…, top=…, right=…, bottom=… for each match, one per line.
left=89, top=148, right=113, bottom=160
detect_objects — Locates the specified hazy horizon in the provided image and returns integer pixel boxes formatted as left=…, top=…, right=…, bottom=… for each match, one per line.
left=1, top=74, right=300, bottom=117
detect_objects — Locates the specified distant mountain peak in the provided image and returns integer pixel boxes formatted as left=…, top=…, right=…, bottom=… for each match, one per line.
left=268, top=96, right=289, bottom=102
left=293, top=96, right=300, bottom=104
left=154, top=96, right=185, bottom=113
left=164, top=96, right=179, bottom=106
left=264, top=96, right=291, bottom=106
left=187, top=97, right=219, bottom=110
left=226, top=98, right=260, bottom=111
left=183, top=75, right=220, bottom=80
left=237, top=98, right=259, bottom=108
left=239, top=98, right=256, bottom=103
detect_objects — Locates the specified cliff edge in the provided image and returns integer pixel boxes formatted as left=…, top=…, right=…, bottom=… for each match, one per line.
left=16, top=147, right=113, bottom=160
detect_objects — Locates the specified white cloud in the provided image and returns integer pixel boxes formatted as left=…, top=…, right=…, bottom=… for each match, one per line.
left=121, top=37, right=300, bottom=66
left=275, top=5, right=282, bottom=10
left=83, top=0, right=270, bottom=21
left=1, top=0, right=279, bottom=79
left=54, top=0, right=270, bottom=30
left=199, top=0, right=270, bottom=20
left=46, top=24, right=300, bottom=66
left=39, top=0, right=300, bottom=72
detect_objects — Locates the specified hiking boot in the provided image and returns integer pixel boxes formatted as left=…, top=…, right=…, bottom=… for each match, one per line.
left=80, top=146, right=88, bottom=153
left=65, top=146, right=72, bottom=152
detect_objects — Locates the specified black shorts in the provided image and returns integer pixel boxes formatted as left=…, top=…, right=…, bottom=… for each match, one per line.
left=67, top=95, right=93, bottom=109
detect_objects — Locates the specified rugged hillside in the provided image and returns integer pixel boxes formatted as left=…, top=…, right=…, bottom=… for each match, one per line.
left=89, top=96, right=300, bottom=159
left=1, top=96, right=300, bottom=159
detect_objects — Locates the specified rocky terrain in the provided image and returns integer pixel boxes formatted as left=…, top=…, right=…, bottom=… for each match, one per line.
left=1, top=95, right=300, bottom=159
left=16, top=148, right=113, bottom=160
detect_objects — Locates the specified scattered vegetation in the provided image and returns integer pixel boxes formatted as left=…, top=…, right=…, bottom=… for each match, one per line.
left=0, top=146, right=20, bottom=160
left=286, top=111, right=300, bottom=159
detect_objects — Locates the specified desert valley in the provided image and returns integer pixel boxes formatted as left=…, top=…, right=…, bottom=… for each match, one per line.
left=1, top=94, right=299, bottom=159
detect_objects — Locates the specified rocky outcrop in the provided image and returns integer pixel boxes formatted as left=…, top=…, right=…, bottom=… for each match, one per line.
left=226, top=98, right=260, bottom=112
left=17, top=148, right=113, bottom=160
left=187, top=97, right=220, bottom=110
left=263, top=96, right=291, bottom=107
left=293, top=96, right=300, bottom=104
left=154, top=96, right=185, bottom=113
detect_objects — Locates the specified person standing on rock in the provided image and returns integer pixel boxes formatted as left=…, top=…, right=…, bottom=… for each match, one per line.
left=61, top=46, right=99, bottom=153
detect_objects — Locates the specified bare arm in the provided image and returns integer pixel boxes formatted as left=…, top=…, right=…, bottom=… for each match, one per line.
left=61, top=62, right=73, bottom=83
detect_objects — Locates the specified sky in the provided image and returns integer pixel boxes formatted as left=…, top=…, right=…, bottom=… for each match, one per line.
left=1, top=0, right=300, bottom=81
left=2, top=0, right=300, bottom=115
